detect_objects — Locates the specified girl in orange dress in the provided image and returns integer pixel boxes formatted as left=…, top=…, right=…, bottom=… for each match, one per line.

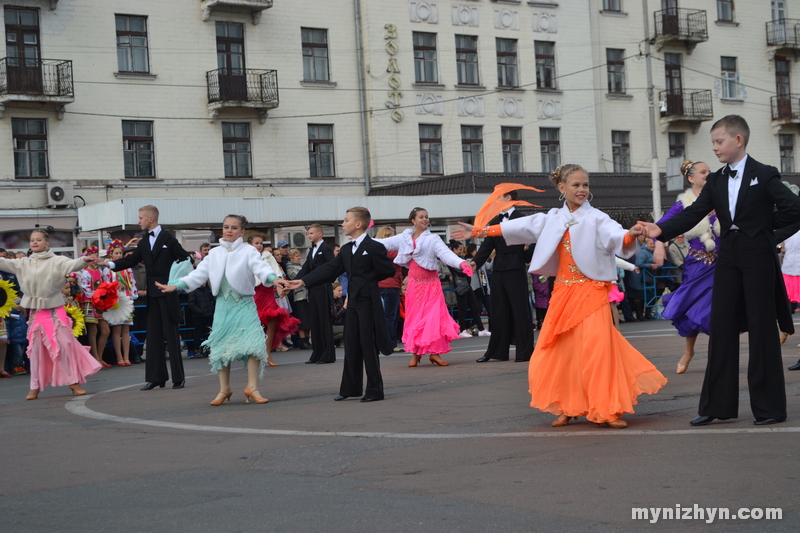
left=456, top=165, right=667, bottom=428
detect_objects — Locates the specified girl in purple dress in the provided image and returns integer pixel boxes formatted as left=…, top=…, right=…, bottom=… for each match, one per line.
left=655, top=160, right=718, bottom=374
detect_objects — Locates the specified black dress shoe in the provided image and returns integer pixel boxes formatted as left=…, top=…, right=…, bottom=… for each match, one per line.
left=360, top=396, right=383, bottom=402
left=690, top=415, right=716, bottom=426
left=788, top=360, right=800, bottom=371
left=172, top=381, right=185, bottom=389
left=305, top=360, right=316, bottom=364
left=140, top=382, right=165, bottom=391
left=476, top=356, right=493, bottom=363
left=514, top=358, right=530, bottom=363
left=690, top=415, right=731, bottom=426
left=316, top=360, right=335, bottom=364
left=334, top=395, right=348, bottom=401
left=754, top=417, right=786, bottom=425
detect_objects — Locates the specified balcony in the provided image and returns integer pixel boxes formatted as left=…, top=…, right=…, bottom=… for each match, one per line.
left=657, top=89, right=712, bottom=133
left=766, top=19, right=800, bottom=58
left=0, top=58, right=74, bottom=119
left=201, top=0, right=273, bottom=24
left=207, top=68, right=278, bottom=123
left=771, top=95, right=800, bottom=133
left=653, top=8, right=708, bottom=53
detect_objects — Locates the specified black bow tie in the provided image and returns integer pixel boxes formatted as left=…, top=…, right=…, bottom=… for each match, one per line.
left=723, top=166, right=738, bottom=179
left=500, top=212, right=510, bottom=220
left=148, top=231, right=155, bottom=237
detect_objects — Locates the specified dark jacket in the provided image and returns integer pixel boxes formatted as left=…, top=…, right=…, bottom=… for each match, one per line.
left=472, top=210, right=534, bottom=272
left=111, top=228, right=191, bottom=323
left=299, top=241, right=335, bottom=303
left=300, top=235, right=396, bottom=354
left=188, top=284, right=215, bottom=318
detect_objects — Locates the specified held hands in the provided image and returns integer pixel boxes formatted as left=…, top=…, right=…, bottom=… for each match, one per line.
left=154, top=281, right=177, bottom=293
left=627, top=224, right=647, bottom=238
left=636, top=221, right=662, bottom=239
left=450, top=222, right=475, bottom=241
left=272, top=278, right=292, bottom=297
left=278, top=279, right=304, bottom=291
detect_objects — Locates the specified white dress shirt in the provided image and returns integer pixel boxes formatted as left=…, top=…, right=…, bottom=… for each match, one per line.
left=351, top=233, right=367, bottom=252
left=107, top=225, right=161, bottom=270
left=726, top=155, right=748, bottom=222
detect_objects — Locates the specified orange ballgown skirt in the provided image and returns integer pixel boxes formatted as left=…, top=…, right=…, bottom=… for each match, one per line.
left=528, top=232, right=667, bottom=423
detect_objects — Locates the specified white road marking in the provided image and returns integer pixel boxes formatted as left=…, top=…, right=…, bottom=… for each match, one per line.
left=65, top=389, right=799, bottom=439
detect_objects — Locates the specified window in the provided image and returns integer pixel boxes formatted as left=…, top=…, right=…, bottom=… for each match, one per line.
left=496, top=38, right=518, bottom=88
left=115, top=15, right=149, bottom=73
left=456, top=35, right=479, bottom=86
left=302, top=28, right=329, bottom=82
left=721, top=56, right=739, bottom=99
left=461, top=126, right=484, bottom=172
left=308, top=124, right=335, bottom=178
left=122, top=121, right=155, bottom=178
left=612, top=131, right=631, bottom=173
left=502, top=127, right=523, bottom=172
left=603, top=0, right=621, bottom=11
left=413, top=32, right=438, bottom=84
left=668, top=132, right=686, bottom=160
left=12, top=118, right=48, bottom=178
left=780, top=134, right=794, bottom=173
left=539, top=128, right=560, bottom=173
left=717, top=0, right=734, bottom=22
left=606, top=49, right=626, bottom=94
left=222, top=123, right=252, bottom=178
left=419, top=125, right=443, bottom=176
left=535, top=41, right=556, bottom=89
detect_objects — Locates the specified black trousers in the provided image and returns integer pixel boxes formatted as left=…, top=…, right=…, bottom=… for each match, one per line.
left=456, top=288, right=484, bottom=332
left=340, top=296, right=384, bottom=399
left=700, top=232, right=786, bottom=420
left=145, top=297, right=184, bottom=384
left=484, top=269, right=533, bottom=361
left=307, top=287, right=335, bottom=363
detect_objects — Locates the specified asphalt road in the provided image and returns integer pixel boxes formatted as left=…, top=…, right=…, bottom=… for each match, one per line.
left=3, top=319, right=800, bottom=532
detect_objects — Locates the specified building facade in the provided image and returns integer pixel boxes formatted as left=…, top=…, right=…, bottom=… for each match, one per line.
left=1, top=1, right=799, bottom=248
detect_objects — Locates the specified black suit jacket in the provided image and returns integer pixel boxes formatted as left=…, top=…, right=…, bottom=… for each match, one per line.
left=111, top=228, right=191, bottom=322
left=658, top=157, right=800, bottom=244
left=472, top=210, right=533, bottom=272
left=300, top=235, right=396, bottom=354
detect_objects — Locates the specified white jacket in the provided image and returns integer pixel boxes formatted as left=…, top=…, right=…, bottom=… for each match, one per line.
left=0, top=252, right=86, bottom=310
left=501, top=202, right=639, bottom=281
left=376, top=229, right=464, bottom=271
left=255, top=249, right=284, bottom=286
left=178, top=237, right=275, bottom=296
left=782, top=231, right=800, bottom=276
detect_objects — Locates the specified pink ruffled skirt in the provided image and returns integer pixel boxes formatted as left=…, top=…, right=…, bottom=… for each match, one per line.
left=783, top=274, right=800, bottom=304
left=27, top=307, right=102, bottom=390
left=401, top=261, right=460, bottom=355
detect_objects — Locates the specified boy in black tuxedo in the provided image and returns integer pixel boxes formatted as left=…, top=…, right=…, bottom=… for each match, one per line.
left=640, top=115, right=800, bottom=426
left=298, top=223, right=336, bottom=364
left=100, top=205, right=192, bottom=390
left=279, top=207, right=396, bottom=402
left=471, top=190, right=534, bottom=362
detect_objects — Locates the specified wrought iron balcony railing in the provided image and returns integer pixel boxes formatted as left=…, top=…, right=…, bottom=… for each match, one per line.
left=658, top=89, right=713, bottom=120
left=771, top=95, right=800, bottom=121
left=207, top=68, right=278, bottom=107
left=654, top=8, right=708, bottom=42
left=0, top=58, right=73, bottom=98
left=767, top=19, right=800, bottom=48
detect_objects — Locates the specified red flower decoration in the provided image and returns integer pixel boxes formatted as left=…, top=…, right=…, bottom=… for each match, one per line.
left=91, top=281, right=120, bottom=312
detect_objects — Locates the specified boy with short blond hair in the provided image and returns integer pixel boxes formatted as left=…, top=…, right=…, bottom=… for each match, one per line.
left=641, top=114, right=800, bottom=426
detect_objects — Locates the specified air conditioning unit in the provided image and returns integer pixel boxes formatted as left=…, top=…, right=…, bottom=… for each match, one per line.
left=46, top=182, right=74, bottom=208
left=286, top=231, right=311, bottom=249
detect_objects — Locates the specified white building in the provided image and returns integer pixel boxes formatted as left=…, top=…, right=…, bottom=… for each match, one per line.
left=0, top=0, right=798, bottom=250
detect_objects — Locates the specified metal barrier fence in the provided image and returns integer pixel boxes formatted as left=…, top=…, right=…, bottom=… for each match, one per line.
left=643, top=265, right=681, bottom=320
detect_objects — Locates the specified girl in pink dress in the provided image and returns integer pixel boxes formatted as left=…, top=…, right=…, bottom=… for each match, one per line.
left=376, top=208, right=472, bottom=366
left=0, top=230, right=102, bottom=399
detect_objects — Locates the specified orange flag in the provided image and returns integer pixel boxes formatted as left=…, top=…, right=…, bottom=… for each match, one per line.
left=474, top=183, right=544, bottom=229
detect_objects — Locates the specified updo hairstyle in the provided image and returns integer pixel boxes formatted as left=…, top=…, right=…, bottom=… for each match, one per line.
left=549, top=164, right=586, bottom=187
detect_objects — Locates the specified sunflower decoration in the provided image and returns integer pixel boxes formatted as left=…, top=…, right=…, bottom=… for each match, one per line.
left=91, top=281, right=120, bottom=312
left=0, top=279, right=19, bottom=319
left=65, top=304, right=86, bottom=337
